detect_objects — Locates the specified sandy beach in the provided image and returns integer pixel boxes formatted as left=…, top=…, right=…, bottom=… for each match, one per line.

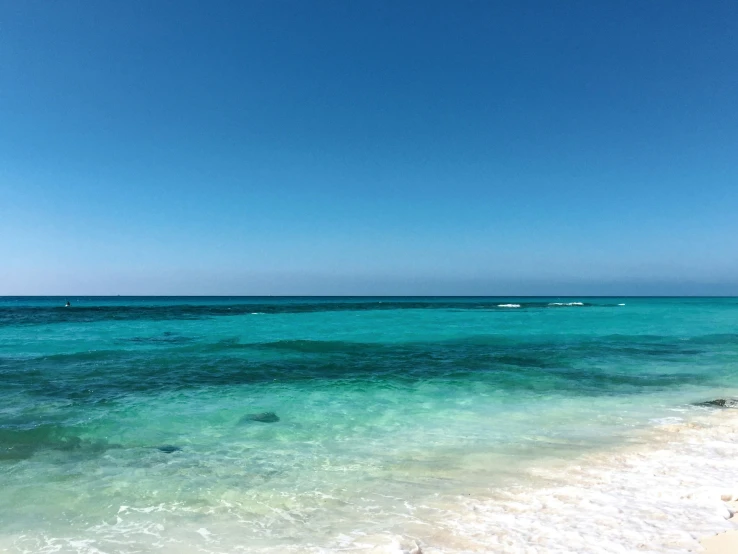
left=702, top=530, right=738, bottom=554
left=411, top=407, right=738, bottom=554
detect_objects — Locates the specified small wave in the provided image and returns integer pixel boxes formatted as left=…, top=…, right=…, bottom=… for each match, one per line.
left=618, top=303, right=626, bottom=306
left=497, top=304, right=521, bottom=308
left=548, top=302, right=584, bottom=306
left=650, top=416, right=684, bottom=425
left=124, top=333, right=193, bottom=345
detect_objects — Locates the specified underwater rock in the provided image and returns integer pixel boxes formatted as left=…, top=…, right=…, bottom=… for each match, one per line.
left=157, top=445, right=182, bottom=453
left=241, top=411, right=280, bottom=423
left=695, top=399, right=738, bottom=408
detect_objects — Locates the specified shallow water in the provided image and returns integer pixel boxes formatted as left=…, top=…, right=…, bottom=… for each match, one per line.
left=1, top=297, right=737, bottom=552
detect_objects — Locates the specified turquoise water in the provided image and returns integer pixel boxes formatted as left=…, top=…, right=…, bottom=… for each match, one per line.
left=1, top=297, right=738, bottom=553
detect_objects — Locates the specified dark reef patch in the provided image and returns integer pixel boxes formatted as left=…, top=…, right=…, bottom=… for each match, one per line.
left=156, top=445, right=182, bottom=453
left=694, top=399, right=738, bottom=409
left=241, top=412, right=280, bottom=423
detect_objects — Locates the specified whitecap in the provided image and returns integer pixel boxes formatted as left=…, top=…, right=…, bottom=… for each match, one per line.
left=497, top=304, right=521, bottom=308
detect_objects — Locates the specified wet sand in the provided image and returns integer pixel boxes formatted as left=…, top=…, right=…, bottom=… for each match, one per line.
left=701, top=529, right=738, bottom=553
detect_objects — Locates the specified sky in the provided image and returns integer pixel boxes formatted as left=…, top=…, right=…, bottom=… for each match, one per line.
left=1, top=0, right=737, bottom=295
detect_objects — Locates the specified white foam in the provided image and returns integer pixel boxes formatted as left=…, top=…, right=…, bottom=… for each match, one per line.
left=497, top=304, right=521, bottom=308
left=549, top=302, right=585, bottom=306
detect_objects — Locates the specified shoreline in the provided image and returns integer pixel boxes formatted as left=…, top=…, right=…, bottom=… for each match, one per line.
left=1, top=407, right=737, bottom=552
left=406, top=407, right=738, bottom=554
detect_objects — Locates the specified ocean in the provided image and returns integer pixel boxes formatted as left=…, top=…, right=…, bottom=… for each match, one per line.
left=1, top=296, right=737, bottom=553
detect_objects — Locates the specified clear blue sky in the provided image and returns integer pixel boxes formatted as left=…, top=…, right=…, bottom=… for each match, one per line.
left=1, top=0, right=736, bottom=295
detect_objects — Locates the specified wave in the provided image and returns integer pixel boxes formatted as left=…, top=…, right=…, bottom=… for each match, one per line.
left=497, top=304, right=521, bottom=308
left=122, top=333, right=195, bottom=345
left=548, top=302, right=585, bottom=306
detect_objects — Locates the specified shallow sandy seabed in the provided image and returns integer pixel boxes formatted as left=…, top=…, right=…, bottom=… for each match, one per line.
left=2, top=410, right=738, bottom=554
